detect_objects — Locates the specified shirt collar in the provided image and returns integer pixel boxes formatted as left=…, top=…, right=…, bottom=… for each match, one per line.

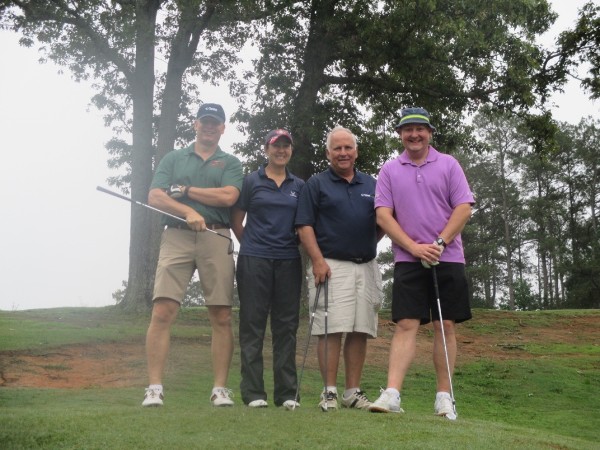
left=398, top=145, right=439, bottom=165
left=184, top=144, right=225, bottom=160
left=258, top=163, right=293, bottom=181
left=327, top=166, right=363, bottom=184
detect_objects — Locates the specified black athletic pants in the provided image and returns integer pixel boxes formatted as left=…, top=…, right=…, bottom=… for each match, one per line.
left=236, top=255, right=302, bottom=406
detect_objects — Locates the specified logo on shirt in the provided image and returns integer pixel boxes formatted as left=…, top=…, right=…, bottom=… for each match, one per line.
left=290, top=190, right=299, bottom=198
left=209, top=160, right=225, bottom=168
left=361, top=193, right=374, bottom=198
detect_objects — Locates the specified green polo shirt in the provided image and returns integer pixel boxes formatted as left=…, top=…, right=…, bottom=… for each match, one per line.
left=150, top=144, right=243, bottom=226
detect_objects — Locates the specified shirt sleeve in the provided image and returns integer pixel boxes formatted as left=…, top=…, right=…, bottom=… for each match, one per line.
left=235, top=172, right=254, bottom=210
left=150, top=151, right=175, bottom=190
left=374, top=162, right=394, bottom=209
left=294, top=176, right=319, bottom=227
left=448, top=157, right=475, bottom=208
left=220, top=156, right=244, bottom=191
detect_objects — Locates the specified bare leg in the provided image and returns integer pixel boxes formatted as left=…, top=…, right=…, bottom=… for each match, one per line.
left=432, top=320, right=457, bottom=393
left=343, top=332, right=367, bottom=389
left=386, top=319, right=420, bottom=390
left=146, top=298, right=180, bottom=385
left=207, top=305, right=234, bottom=387
left=317, top=332, right=342, bottom=387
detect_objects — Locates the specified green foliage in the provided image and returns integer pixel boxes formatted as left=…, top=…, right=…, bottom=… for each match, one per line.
left=557, top=1, right=600, bottom=99
left=233, top=0, right=557, bottom=180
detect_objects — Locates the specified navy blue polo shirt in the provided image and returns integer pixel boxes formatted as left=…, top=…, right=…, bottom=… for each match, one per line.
left=236, top=165, right=305, bottom=259
left=295, top=167, right=377, bottom=261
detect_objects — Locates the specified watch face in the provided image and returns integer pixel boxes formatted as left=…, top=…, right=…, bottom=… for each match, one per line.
left=436, top=238, right=445, bottom=247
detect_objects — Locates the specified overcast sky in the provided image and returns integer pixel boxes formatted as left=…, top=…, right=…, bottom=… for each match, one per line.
left=0, top=1, right=598, bottom=311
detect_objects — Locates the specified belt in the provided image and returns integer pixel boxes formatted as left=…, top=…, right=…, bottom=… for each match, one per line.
left=337, top=257, right=373, bottom=264
left=167, top=223, right=229, bottom=230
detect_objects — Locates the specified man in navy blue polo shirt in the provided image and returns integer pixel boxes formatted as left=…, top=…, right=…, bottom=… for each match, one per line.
left=295, top=125, right=383, bottom=411
left=232, top=129, right=305, bottom=410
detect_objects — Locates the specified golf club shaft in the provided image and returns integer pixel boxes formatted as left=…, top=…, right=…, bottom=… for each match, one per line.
left=432, top=266, right=457, bottom=414
left=96, top=186, right=232, bottom=245
left=323, top=277, right=328, bottom=410
left=294, top=283, right=322, bottom=407
left=97, top=185, right=187, bottom=223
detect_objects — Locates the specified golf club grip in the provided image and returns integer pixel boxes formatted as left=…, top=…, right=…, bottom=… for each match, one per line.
left=96, top=186, right=134, bottom=203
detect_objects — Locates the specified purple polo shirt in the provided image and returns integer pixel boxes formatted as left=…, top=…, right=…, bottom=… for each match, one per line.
left=375, top=146, right=475, bottom=263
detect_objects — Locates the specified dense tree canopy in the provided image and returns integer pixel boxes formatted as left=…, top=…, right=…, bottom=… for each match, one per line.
left=3, top=0, right=597, bottom=310
left=233, top=0, right=557, bottom=179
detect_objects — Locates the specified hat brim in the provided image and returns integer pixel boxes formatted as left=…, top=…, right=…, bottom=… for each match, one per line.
left=197, top=113, right=225, bottom=123
left=394, top=120, right=435, bottom=131
left=267, top=135, right=293, bottom=145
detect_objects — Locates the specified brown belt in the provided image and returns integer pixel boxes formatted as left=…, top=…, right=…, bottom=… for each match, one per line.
left=167, top=223, right=229, bottom=230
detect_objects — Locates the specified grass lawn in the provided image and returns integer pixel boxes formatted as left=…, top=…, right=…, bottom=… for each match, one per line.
left=0, top=307, right=598, bottom=449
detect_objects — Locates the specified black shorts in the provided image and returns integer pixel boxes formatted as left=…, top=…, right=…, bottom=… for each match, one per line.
left=392, top=262, right=471, bottom=325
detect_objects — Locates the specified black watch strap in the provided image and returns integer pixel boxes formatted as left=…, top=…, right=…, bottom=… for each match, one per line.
left=436, top=237, right=446, bottom=248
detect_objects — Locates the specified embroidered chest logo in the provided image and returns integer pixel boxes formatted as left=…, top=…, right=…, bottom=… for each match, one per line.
left=290, top=190, right=299, bottom=198
left=209, top=160, right=225, bottom=168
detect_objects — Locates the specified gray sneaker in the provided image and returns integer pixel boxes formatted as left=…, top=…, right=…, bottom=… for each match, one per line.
left=318, top=390, right=338, bottom=412
left=142, top=387, right=164, bottom=407
left=368, top=389, right=404, bottom=413
left=341, top=390, right=371, bottom=409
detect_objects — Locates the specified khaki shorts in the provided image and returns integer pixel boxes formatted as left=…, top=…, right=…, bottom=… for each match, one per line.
left=307, top=258, right=382, bottom=338
left=153, top=228, right=234, bottom=306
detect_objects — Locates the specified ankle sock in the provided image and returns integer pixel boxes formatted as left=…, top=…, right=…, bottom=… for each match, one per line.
left=385, top=388, right=400, bottom=399
left=343, top=388, right=359, bottom=399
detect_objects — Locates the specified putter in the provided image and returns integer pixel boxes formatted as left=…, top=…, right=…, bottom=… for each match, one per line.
left=293, top=282, right=323, bottom=410
left=96, top=186, right=234, bottom=254
left=432, top=266, right=458, bottom=420
left=323, top=277, right=329, bottom=411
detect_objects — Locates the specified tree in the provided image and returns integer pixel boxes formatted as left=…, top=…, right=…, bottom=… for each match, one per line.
left=1, top=0, right=257, bottom=310
left=234, top=0, right=558, bottom=180
left=471, top=109, right=531, bottom=309
left=560, top=118, right=600, bottom=308
left=557, top=1, right=600, bottom=99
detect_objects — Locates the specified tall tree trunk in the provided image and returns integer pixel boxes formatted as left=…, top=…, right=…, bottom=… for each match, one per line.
left=123, top=0, right=160, bottom=311
left=289, top=0, right=337, bottom=180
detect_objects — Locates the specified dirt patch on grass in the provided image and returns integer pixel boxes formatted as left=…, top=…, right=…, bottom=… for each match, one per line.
left=1, top=313, right=597, bottom=389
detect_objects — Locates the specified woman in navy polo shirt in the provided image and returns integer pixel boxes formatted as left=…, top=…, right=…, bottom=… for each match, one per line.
left=231, top=129, right=305, bottom=410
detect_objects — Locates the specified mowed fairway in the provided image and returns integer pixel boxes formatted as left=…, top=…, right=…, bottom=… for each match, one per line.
left=0, top=307, right=598, bottom=449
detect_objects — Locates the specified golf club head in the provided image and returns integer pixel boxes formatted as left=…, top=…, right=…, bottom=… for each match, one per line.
left=205, top=229, right=234, bottom=254
left=445, top=412, right=457, bottom=421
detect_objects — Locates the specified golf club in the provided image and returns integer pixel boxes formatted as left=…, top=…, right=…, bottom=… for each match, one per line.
left=96, top=186, right=234, bottom=254
left=432, top=266, right=458, bottom=420
left=323, top=276, right=329, bottom=411
left=293, top=282, right=323, bottom=410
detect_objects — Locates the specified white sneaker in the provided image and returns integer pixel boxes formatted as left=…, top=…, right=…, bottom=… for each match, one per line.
left=341, top=390, right=372, bottom=410
left=318, top=391, right=338, bottom=411
left=368, top=389, right=404, bottom=413
left=142, top=387, right=164, bottom=407
left=210, top=388, right=234, bottom=407
left=282, top=400, right=300, bottom=410
left=434, top=393, right=457, bottom=420
left=248, top=399, right=268, bottom=408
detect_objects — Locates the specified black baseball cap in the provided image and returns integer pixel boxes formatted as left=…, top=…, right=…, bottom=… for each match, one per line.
left=196, top=103, right=226, bottom=123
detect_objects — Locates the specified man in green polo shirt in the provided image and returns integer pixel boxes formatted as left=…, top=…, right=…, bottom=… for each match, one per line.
left=142, top=103, right=243, bottom=408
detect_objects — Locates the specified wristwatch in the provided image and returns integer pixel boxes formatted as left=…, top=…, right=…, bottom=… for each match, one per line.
left=435, top=237, right=446, bottom=248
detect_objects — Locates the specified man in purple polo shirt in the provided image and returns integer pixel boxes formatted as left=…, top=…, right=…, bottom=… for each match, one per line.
left=369, top=107, right=474, bottom=418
